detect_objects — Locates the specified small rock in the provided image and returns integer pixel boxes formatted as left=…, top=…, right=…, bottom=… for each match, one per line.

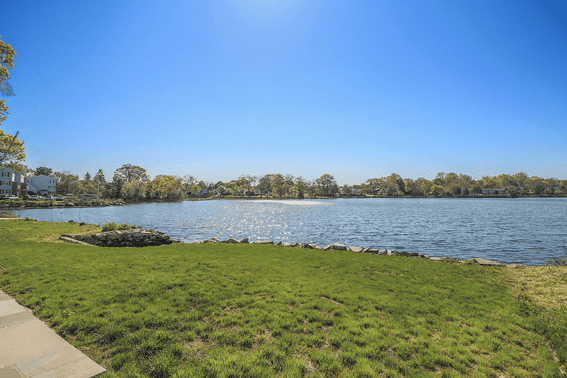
left=472, top=257, right=504, bottom=266
left=222, top=238, right=239, bottom=244
left=348, top=246, right=363, bottom=253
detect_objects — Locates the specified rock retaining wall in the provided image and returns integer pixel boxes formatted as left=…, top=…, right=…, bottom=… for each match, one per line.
left=60, top=229, right=181, bottom=247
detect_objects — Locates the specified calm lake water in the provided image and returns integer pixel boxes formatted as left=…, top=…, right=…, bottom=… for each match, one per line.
left=13, top=198, right=567, bottom=266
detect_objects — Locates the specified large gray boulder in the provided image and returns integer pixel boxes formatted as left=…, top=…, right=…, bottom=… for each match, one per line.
left=348, top=246, right=363, bottom=253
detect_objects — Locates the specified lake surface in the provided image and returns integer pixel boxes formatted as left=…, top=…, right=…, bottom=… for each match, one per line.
left=13, top=198, right=567, bottom=266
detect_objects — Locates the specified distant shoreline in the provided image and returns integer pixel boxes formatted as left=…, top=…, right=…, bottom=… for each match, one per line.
left=2, top=194, right=565, bottom=210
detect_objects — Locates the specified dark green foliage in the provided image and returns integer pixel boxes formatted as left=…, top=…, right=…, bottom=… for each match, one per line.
left=101, top=222, right=138, bottom=232
left=102, top=222, right=119, bottom=232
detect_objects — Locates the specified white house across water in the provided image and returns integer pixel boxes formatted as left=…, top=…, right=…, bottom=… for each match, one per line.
left=0, top=168, right=26, bottom=196
left=26, top=175, right=57, bottom=196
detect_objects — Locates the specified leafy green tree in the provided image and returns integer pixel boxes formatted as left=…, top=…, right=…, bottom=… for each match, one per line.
left=152, top=175, right=183, bottom=200
left=0, top=130, right=25, bottom=165
left=258, top=175, right=274, bottom=197
left=0, top=36, right=15, bottom=98
left=1, top=161, right=33, bottom=175
left=182, top=175, right=197, bottom=195
left=507, top=185, right=520, bottom=197
left=284, top=174, right=296, bottom=197
left=108, top=175, right=124, bottom=199
left=529, top=176, right=545, bottom=195
left=316, top=174, right=338, bottom=197
left=238, top=174, right=257, bottom=196
left=446, top=182, right=461, bottom=196
left=79, top=179, right=96, bottom=195
left=93, top=169, right=106, bottom=199
left=445, top=172, right=459, bottom=185
left=458, top=174, right=473, bottom=190
left=55, top=172, right=80, bottom=195
left=404, top=178, right=416, bottom=196
left=35, top=167, right=53, bottom=177
left=84, top=172, right=91, bottom=182
left=121, top=181, right=147, bottom=201
left=471, top=184, right=483, bottom=196
left=272, top=174, right=286, bottom=198
left=295, top=176, right=309, bottom=198
left=365, top=178, right=385, bottom=195
left=416, top=177, right=431, bottom=197
left=430, top=185, right=446, bottom=197
left=482, top=176, right=498, bottom=189
left=94, top=169, right=106, bottom=184
left=385, top=173, right=405, bottom=196
left=0, top=37, right=25, bottom=166
left=113, top=164, right=149, bottom=184
left=434, top=172, right=446, bottom=186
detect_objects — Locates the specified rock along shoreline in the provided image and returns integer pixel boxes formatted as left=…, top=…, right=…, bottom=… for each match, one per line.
left=58, top=229, right=516, bottom=267
left=191, top=238, right=513, bottom=267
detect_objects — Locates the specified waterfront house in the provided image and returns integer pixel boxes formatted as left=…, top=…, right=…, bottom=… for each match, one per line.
left=0, top=168, right=26, bottom=197
left=26, top=175, right=57, bottom=196
left=197, top=189, right=209, bottom=196
left=481, top=188, right=505, bottom=195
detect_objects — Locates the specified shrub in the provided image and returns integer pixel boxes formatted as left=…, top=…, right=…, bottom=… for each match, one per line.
left=546, top=245, right=567, bottom=267
left=102, top=222, right=119, bottom=232
left=101, top=222, right=139, bottom=232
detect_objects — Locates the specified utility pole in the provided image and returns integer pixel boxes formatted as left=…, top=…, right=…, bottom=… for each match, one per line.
left=0, top=131, right=19, bottom=166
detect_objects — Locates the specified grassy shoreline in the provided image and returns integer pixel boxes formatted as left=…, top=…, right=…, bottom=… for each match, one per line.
left=1, top=221, right=566, bottom=377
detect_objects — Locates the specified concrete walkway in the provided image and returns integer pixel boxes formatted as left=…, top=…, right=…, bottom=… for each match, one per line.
left=0, top=290, right=105, bottom=378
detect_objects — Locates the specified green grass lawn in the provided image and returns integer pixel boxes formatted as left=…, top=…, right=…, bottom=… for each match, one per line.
left=1, top=221, right=565, bottom=377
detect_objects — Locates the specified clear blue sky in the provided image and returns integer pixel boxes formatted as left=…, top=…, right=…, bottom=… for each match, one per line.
left=2, top=0, right=566, bottom=184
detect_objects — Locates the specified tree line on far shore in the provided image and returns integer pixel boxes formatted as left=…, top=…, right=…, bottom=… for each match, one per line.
left=3, top=162, right=567, bottom=201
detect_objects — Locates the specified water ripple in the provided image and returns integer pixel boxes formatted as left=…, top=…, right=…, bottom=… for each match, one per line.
left=13, top=198, right=567, bottom=266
